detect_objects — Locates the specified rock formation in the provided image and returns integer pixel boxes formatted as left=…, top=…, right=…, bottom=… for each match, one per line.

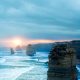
left=26, top=44, right=36, bottom=56
left=10, top=48, right=14, bottom=55
left=70, top=40, right=80, bottom=59
left=47, top=44, right=77, bottom=80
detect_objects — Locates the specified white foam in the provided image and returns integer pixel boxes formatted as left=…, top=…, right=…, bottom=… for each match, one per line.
left=76, top=66, right=80, bottom=72
left=0, top=58, right=6, bottom=63
left=0, top=66, right=34, bottom=80
left=14, top=66, right=34, bottom=79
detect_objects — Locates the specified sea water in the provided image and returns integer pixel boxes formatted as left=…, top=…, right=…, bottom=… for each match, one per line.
left=0, top=52, right=80, bottom=80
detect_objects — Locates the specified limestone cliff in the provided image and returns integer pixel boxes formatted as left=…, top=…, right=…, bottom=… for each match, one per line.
left=47, top=44, right=77, bottom=80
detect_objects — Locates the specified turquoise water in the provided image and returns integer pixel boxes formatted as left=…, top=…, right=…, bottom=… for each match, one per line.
left=0, top=52, right=48, bottom=80
left=0, top=52, right=80, bottom=80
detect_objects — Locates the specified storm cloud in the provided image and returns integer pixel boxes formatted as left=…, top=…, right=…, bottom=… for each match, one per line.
left=0, top=0, right=80, bottom=40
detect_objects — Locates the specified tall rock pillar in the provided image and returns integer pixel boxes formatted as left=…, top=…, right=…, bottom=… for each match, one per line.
left=47, top=44, right=77, bottom=80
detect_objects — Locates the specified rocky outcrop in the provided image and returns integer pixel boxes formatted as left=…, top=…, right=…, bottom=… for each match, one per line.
left=10, top=48, right=14, bottom=55
left=47, top=44, right=77, bottom=80
left=26, top=44, right=36, bottom=56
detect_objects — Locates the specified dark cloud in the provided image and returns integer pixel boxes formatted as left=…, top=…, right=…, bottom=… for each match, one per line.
left=0, top=0, right=80, bottom=40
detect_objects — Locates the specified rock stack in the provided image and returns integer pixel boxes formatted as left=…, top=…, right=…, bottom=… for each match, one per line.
left=10, top=48, right=14, bottom=55
left=26, top=44, right=36, bottom=56
left=47, top=44, right=77, bottom=80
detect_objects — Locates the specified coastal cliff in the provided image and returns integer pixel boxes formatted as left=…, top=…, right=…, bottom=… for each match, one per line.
left=47, top=44, right=77, bottom=80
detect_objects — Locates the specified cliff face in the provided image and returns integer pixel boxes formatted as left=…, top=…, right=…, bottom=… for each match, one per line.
left=70, top=40, right=80, bottom=59
left=29, top=40, right=80, bottom=59
left=47, top=44, right=77, bottom=80
left=30, top=43, right=54, bottom=52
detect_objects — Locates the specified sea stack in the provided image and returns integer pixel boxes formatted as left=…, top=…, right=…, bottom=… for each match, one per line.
left=26, top=44, right=36, bottom=56
left=10, top=48, right=14, bottom=55
left=47, top=44, right=77, bottom=80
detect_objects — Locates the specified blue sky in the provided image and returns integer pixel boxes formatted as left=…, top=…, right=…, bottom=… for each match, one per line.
left=0, top=0, right=80, bottom=40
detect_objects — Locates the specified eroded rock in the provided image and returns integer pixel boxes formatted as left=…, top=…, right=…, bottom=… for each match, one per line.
left=47, top=44, right=77, bottom=80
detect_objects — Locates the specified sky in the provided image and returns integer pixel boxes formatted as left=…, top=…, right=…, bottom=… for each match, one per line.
left=0, top=0, right=80, bottom=41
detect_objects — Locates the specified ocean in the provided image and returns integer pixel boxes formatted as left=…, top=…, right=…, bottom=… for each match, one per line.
left=0, top=52, right=80, bottom=80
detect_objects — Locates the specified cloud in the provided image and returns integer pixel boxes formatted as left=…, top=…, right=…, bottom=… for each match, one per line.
left=0, top=0, right=80, bottom=40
